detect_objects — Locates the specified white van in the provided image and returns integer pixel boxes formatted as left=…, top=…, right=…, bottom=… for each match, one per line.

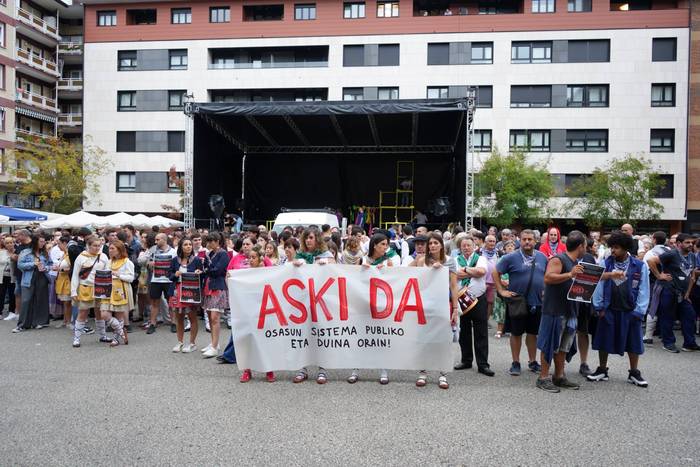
left=271, top=209, right=339, bottom=234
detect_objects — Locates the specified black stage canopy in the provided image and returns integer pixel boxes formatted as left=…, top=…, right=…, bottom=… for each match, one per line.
left=190, top=99, right=467, bottom=222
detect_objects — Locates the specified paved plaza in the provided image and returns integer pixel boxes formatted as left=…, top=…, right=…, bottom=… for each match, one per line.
left=0, top=319, right=698, bottom=466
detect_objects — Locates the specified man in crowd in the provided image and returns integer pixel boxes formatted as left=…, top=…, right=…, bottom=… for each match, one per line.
left=402, top=235, right=427, bottom=266
left=494, top=229, right=547, bottom=376
left=535, top=230, right=586, bottom=393
left=588, top=231, right=650, bottom=387
left=647, top=233, right=700, bottom=353
left=141, top=233, right=177, bottom=335
left=481, top=234, right=499, bottom=323
left=621, top=223, right=639, bottom=257
left=415, top=225, right=428, bottom=238
left=454, top=237, right=494, bottom=376
left=3, top=230, right=32, bottom=322
left=495, top=228, right=514, bottom=254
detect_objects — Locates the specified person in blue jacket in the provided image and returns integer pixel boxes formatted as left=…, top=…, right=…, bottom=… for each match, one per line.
left=587, top=231, right=650, bottom=387
left=168, top=238, right=203, bottom=353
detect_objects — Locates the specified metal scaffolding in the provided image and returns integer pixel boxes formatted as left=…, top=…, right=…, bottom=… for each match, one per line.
left=183, top=97, right=196, bottom=229
left=464, top=87, right=477, bottom=230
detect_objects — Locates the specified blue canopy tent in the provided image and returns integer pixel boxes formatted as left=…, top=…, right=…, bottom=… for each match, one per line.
left=0, top=206, right=48, bottom=221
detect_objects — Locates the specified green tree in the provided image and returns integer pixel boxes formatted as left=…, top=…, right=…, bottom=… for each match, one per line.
left=565, top=153, right=665, bottom=228
left=9, top=135, right=111, bottom=214
left=475, top=148, right=555, bottom=226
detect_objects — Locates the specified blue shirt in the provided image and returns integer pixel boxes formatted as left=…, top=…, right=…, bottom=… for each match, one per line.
left=496, top=249, right=547, bottom=307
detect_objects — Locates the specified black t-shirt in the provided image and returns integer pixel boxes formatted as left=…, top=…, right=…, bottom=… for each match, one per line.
left=12, top=243, right=31, bottom=280
left=658, top=249, right=695, bottom=295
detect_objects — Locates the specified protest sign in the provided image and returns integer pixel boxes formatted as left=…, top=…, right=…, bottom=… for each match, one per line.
left=567, top=262, right=605, bottom=303
left=94, top=270, right=112, bottom=299
left=180, top=272, right=202, bottom=304
left=228, top=264, right=452, bottom=372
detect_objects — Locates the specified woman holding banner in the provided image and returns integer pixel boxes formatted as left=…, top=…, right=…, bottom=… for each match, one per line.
left=169, top=238, right=203, bottom=353
left=70, top=235, right=109, bottom=348
left=201, top=233, right=230, bottom=358
left=409, top=232, right=461, bottom=389
left=348, top=232, right=400, bottom=385
left=239, top=246, right=276, bottom=383
left=292, top=226, right=336, bottom=384
left=100, top=240, right=134, bottom=347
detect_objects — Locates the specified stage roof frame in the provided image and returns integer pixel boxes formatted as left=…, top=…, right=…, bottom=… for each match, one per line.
left=187, top=98, right=468, bottom=155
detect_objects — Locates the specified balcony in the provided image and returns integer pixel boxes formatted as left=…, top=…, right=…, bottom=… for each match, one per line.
left=58, top=40, right=83, bottom=56
left=57, top=77, right=83, bottom=91
left=16, top=47, right=61, bottom=78
left=15, top=128, right=54, bottom=149
left=58, top=112, right=82, bottom=127
left=16, top=88, right=57, bottom=113
left=16, top=7, right=60, bottom=44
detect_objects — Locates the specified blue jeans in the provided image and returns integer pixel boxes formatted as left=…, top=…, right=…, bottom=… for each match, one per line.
left=222, top=334, right=236, bottom=363
left=659, top=287, right=697, bottom=348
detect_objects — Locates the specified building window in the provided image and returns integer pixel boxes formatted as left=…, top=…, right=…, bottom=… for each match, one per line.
left=343, top=88, right=364, bottom=101
left=652, top=38, right=677, bottom=62
left=656, top=175, right=674, bottom=198
left=378, top=44, right=400, bottom=65
left=169, top=49, right=188, bottom=70
left=566, top=130, right=608, bottom=152
left=97, top=10, right=117, bottom=26
left=210, top=7, right=231, bottom=22
left=344, top=2, right=365, bottom=18
left=168, top=172, right=184, bottom=192
left=168, top=131, right=185, bottom=151
left=295, top=4, right=316, bottom=19
left=169, top=90, right=185, bottom=110
left=566, top=84, right=609, bottom=107
left=243, top=4, right=284, bottom=21
left=511, top=41, right=552, bottom=64
left=474, top=130, right=492, bottom=152
left=475, top=86, right=493, bottom=108
left=471, top=42, right=493, bottom=64
left=532, top=0, right=555, bottom=13
left=377, top=87, right=399, bottom=100
left=118, top=50, right=137, bottom=70
left=0, top=64, right=5, bottom=89
left=343, top=44, right=399, bottom=66
left=117, top=172, right=136, bottom=192
left=117, top=91, right=136, bottom=111
left=510, top=85, right=552, bottom=108
left=427, top=43, right=449, bottom=65
left=427, top=86, right=449, bottom=99
left=126, top=9, right=157, bottom=25
left=294, top=89, right=326, bottom=101
left=568, top=40, right=610, bottom=63
left=568, top=0, right=591, bottom=11
left=116, top=132, right=136, bottom=152
left=650, top=129, right=674, bottom=152
left=510, top=130, right=551, bottom=152
left=651, top=83, right=675, bottom=107
left=171, top=8, right=192, bottom=24
left=0, top=22, right=5, bottom=48
left=377, top=1, right=399, bottom=17
left=0, top=108, right=5, bottom=132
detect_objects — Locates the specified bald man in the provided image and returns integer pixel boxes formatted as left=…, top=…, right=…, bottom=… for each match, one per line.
left=621, top=224, right=639, bottom=258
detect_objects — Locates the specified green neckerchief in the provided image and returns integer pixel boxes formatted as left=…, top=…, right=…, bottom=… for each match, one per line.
left=457, top=253, right=480, bottom=287
left=296, top=250, right=323, bottom=265
left=370, top=249, right=397, bottom=266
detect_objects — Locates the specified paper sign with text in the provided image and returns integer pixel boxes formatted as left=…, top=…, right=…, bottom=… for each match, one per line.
left=228, top=264, right=452, bottom=372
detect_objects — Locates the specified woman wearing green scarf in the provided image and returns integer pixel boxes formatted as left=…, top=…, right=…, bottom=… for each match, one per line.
left=347, top=233, right=399, bottom=385
left=292, top=226, right=336, bottom=384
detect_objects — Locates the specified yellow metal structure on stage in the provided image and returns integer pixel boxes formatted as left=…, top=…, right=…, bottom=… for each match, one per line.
left=379, top=160, right=414, bottom=230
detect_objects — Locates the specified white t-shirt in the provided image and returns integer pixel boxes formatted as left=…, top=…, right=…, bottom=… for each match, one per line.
left=466, top=255, right=489, bottom=297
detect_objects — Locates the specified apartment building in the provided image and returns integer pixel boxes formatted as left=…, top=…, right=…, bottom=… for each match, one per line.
left=0, top=0, right=83, bottom=209
left=81, top=0, right=690, bottom=226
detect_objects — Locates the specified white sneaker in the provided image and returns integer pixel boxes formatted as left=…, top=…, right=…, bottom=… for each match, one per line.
left=11, top=327, right=23, bottom=333
left=172, top=342, right=184, bottom=353
left=3, top=312, right=18, bottom=321
left=202, top=346, right=219, bottom=358
left=200, top=343, right=212, bottom=353
left=182, top=343, right=196, bottom=353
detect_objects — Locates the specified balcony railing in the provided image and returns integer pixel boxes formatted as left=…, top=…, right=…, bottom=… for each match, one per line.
left=58, top=41, right=83, bottom=55
left=16, top=7, right=60, bottom=40
left=57, top=78, right=83, bottom=90
left=58, top=113, right=82, bottom=126
left=15, top=88, right=57, bottom=112
left=16, top=48, right=60, bottom=77
left=16, top=128, right=54, bottom=148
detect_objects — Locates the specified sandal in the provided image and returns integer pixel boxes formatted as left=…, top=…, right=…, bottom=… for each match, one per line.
left=416, top=372, right=427, bottom=387
left=109, top=339, right=120, bottom=347
left=316, top=371, right=328, bottom=384
left=293, top=371, right=308, bottom=383
left=347, top=371, right=359, bottom=384
left=438, top=375, right=449, bottom=389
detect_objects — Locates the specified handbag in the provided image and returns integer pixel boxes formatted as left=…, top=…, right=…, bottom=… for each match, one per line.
left=505, top=260, right=536, bottom=319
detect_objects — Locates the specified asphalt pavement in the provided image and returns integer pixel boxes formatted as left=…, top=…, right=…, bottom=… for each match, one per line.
left=0, top=318, right=698, bottom=466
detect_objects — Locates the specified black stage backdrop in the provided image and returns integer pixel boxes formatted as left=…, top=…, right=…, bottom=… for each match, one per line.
left=192, top=111, right=466, bottom=223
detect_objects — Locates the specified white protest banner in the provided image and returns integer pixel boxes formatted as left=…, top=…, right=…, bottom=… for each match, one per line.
left=228, top=264, right=452, bottom=373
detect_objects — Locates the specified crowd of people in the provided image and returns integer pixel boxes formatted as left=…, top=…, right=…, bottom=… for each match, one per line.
left=1, top=220, right=698, bottom=392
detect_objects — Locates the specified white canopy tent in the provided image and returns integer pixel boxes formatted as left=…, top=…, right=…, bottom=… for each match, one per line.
left=130, top=214, right=156, bottom=229
left=150, top=215, right=184, bottom=228
left=39, top=211, right=103, bottom=230
left=97, top=212, right=134, bottom=228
